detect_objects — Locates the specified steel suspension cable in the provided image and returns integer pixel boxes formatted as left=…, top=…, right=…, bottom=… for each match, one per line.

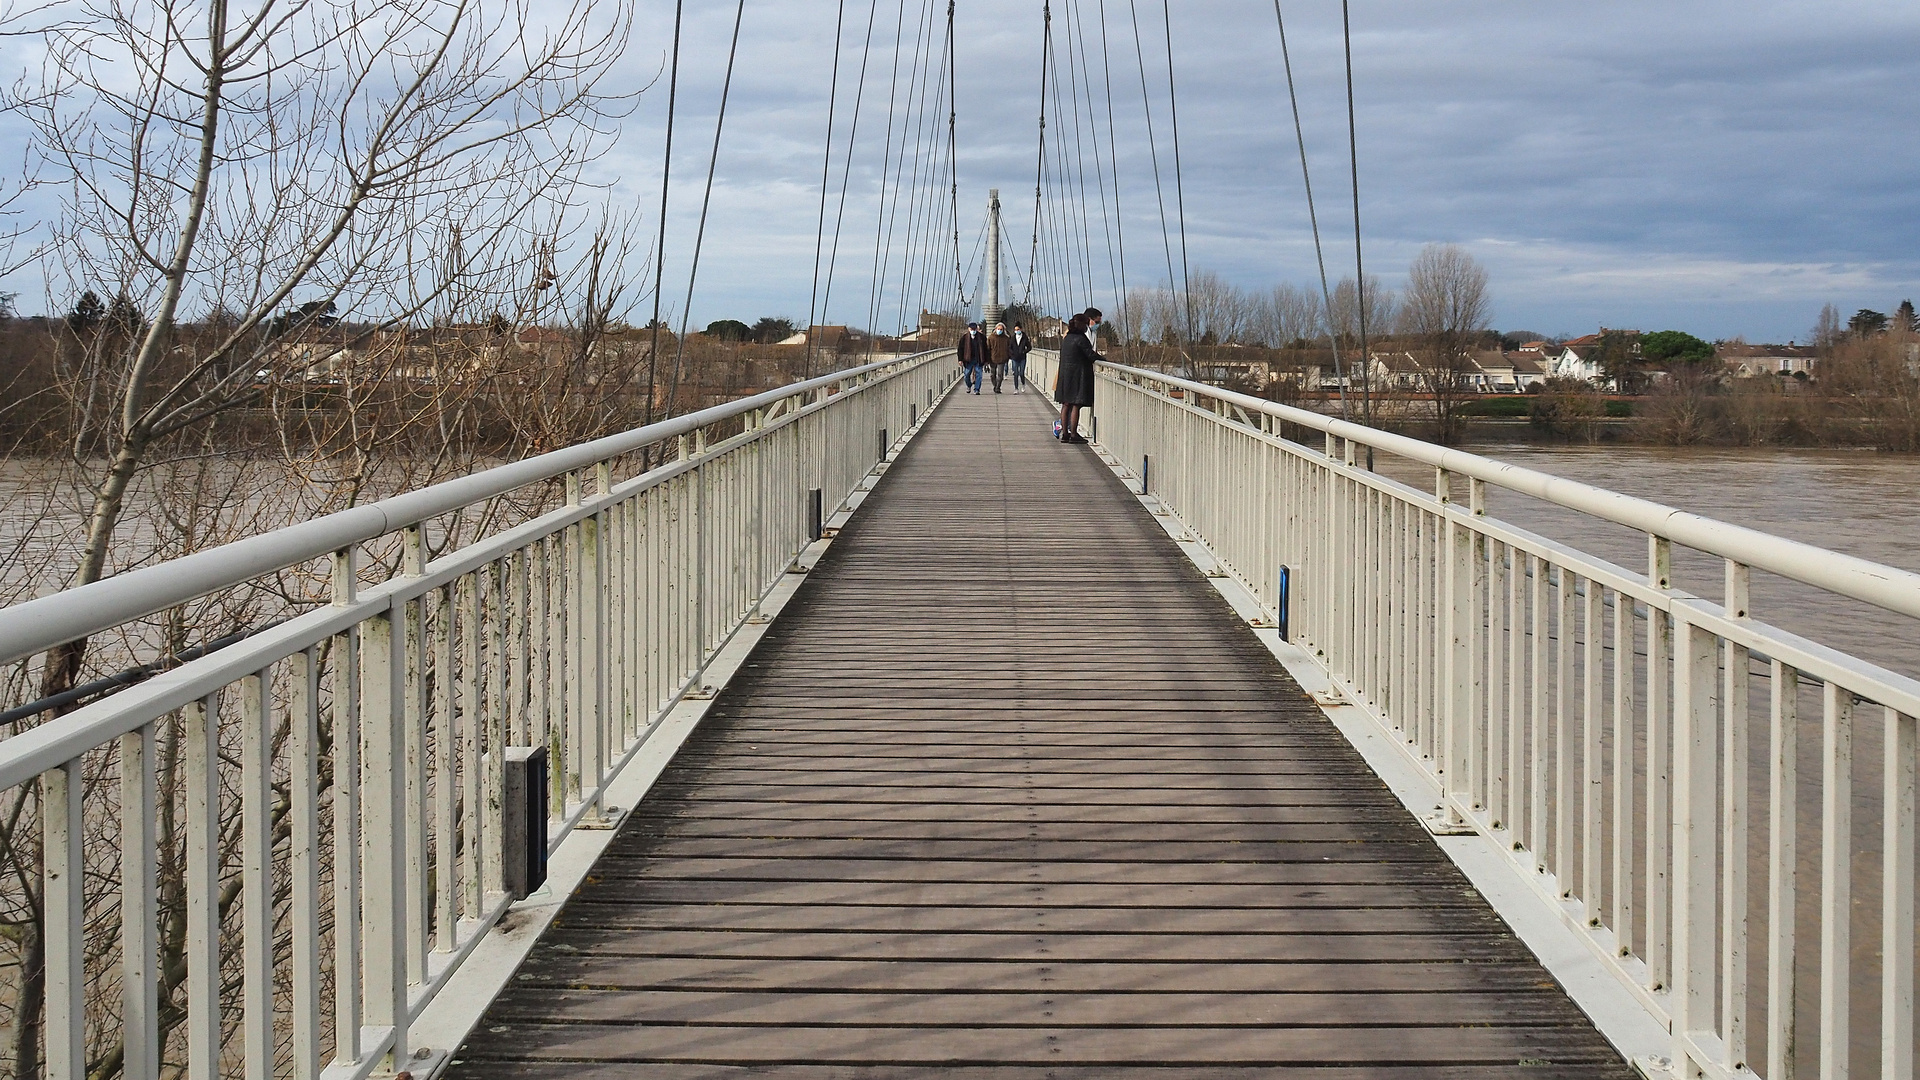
left=1093, top=0, right=1131, bottom=347
left=886, top=0, right=940, bottom=336
left=1059, top=2, right=1099, bottom=309
left=863, top=0, right=912, bottom=348
left=817, top=0, right=886, bottom=346
left=945, top=0, right=964, bottom=309
left=806, top=0, right=853, bottom=377
left=645, top=0, right=685, bottom=422
left=1123, top=0, right=1181, bottom=365
left=1159, top=0, right=1195, bottom=354
left=1341, top=0, right=1372, bottom=435
left=1069, top=0, right=1123, bottom=339
left=1272, top=0, right=1347, bottom=420
left=663, top=0, right=748, bottom=417
left=1029, top=2, right=1051, bottom=315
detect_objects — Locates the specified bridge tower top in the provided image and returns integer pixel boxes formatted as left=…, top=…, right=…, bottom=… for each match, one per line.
left=983, top=187, right=1003, bottom=328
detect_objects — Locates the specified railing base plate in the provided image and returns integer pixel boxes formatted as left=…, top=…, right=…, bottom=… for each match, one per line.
left=1420, top=809, right=1479, bottom=837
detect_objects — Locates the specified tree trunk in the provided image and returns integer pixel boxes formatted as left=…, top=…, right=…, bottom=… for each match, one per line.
left=38, top=433, right=150, bottom=702
left=9, top=907, right=43, bottom=1080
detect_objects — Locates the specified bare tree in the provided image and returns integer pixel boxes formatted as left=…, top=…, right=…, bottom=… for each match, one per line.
left=1260, top=283, right=1320, bottom=349
left=17, top=0, right=631, bottom=699
left=1400, top=244, right=1490, bottom=444
left=1329, top=274, right=1396, bottom=425
left=1, top=0, right=632, bottom=1071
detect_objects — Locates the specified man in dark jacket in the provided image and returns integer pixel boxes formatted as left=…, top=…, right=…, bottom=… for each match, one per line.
left=957, top=323, right=987, bottom=394
left=986, top=322, right=1014, bottom=393
left=1008, top=323, right=1032, bottom=391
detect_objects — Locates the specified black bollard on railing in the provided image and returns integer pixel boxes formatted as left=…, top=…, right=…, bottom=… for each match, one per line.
left=1141, top=454, right=1151, bottom=495
left=503, top=745, right=550, bottom=899
left=879, top=428, right=889, bottom=461
left=807, top=487, right=824, bottom=541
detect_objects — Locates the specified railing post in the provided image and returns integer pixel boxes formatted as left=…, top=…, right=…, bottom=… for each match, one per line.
left=583, top=462, right=610, bottom=817
left=1819, top=681, right=1854, bottom=1080
left=120, top=720, right=160, bottom=1080
left=1645, top=534, right=1673, bottom=992
left=1886, top=704, right=1917, bottom=1080
left=42, top=759, right=83, bottom=1080
left=1721, top=560, right=1751, bottom=1065
left=1670, top=611, right=1720, bottom=1075
left=329, top=550, right=362, bottom=1068
left=1441, top=470, right=1471, bottom=822
left=363, top=597, right=411, bottom=1070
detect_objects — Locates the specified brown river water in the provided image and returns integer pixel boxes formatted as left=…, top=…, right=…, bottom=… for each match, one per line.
left=1376, top=441, right=1920, bottom=682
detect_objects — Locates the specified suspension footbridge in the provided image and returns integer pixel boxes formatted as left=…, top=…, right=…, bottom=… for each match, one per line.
left=2, top=350, right=1915, bottom=1080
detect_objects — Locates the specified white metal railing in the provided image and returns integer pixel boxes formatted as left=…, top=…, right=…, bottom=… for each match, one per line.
left=1032, top=351, right=1917, bottom=1080
left=0, top=350, right=957, bottom=1080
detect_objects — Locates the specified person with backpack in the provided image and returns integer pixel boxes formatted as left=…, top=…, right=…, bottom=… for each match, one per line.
left=1008, top=322, right=1032, bottom=391
left=957, top=322, right=988, bottom=394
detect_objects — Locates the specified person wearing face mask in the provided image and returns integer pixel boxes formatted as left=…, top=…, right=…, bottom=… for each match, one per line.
left=986, top=322, right=1014, bottom=392
left=957, top=322, right=988, bottom=394
left=1053, top=307, right=1104, bottom=442
left=1008, top=322, right=1032, bottom=391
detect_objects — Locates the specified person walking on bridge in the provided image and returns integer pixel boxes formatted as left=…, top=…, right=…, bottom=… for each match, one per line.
left=987, top=322, right=1014, bottom=393
left=1054, top=308, right=1103, bottom=442
left=957, top=322, right=987, bottom=394
left=1008, top=322, right=1032, bottom=391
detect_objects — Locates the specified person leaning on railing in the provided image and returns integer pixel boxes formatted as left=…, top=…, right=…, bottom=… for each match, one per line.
left=1054, top=308, right=1102, bottom=442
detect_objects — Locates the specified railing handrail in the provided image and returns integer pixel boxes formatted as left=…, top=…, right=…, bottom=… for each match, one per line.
left=1099, top=359, right=1920, bottom=621
left=0, top=350, right=948, bottom=668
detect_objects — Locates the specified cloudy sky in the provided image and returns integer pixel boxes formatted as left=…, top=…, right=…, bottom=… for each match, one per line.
left=5, top=0, right=1917, bottom=343
left=577, top=0, right=1919, bottom=343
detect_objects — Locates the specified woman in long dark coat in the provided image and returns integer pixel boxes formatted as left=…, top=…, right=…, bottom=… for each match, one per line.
left=1053, top=309, right=1102, bottom=442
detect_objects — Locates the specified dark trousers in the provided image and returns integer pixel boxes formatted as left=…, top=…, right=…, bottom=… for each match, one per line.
left=988, top=363, right=1006, bottom=391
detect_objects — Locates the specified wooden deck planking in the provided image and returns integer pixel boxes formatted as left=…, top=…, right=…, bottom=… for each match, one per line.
left=444, top=389, right=1635, bottom=1078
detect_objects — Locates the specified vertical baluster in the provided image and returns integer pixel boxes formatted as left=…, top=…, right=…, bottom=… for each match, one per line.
left=289, top=649, right=321, bottom=1080
left=362, top=602, right=409, bottom=1067
left=527, top=540, right=546, bottom=761
left=1584, top=578, right=1604, bottom=918
left=1721, top=561, right=1750, bottom=1066
left=1488, top=541, right=1508, bottom=826
left=1646, top=536, right=1673, bottom=991
left=42, top=758, right=84, bottom=1080
left=331, top=552, right=362, bottom=1065
left=1884, top=705, right=1916, bottom=1080
left=1671, top=614, right=1720, bottom=1072
left=510, top=550, right=529, bottom=746
left=1767, top=661, right=1800, bottom=1080
left=434, top=583, right=458, bottom=952
left=185, top=693, right=221, bottom=1080
left=1530, top=554, right=1548, bottom=870
left=1442, top=471, right=1472, bottom=821
left=1555, top=567, right=1574, bottom=888
left=402, top=527, right=428, bottom=984
left=566, top=472, right=584, bottom=805
left=1508, top=550, right=1525, bottom=846
left=548, top=530, right=568, bottom=813
left=1819, top=680, right=1853, bottom=1080
left=240, top=671, right=273, bottom=1080
left=120, top=721, right=160, bottom=1080
left=586, top=463, right=609, bottom=809
left=487, top=559, right=507, bottom=825
left=1612, top=590, right=1636, bottom=953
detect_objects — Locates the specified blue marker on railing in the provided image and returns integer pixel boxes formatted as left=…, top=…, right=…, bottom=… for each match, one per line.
left=1276, top=564, right=1290, bottom=642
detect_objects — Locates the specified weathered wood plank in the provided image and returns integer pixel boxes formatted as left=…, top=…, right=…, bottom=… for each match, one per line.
left=443, top=390, right=1634, bottom=1078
